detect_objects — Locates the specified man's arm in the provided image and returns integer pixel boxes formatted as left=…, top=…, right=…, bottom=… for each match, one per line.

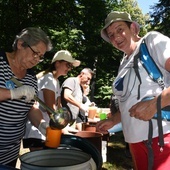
left=63, top=88, right=81, bottom=108
left=96, top=111, right=121, bottom=134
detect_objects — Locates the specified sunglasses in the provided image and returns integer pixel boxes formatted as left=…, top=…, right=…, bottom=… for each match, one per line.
left=66, top=62, right=73, bottom=69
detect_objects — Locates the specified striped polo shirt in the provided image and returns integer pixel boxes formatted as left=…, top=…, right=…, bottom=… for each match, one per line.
left=0, top=51, right=37, bottom=164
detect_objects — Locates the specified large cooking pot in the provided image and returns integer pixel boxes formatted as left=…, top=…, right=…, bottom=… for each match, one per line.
left=20, top=149, right=96, bottom=170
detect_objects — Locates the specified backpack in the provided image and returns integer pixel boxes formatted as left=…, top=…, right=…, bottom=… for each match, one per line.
left=134, top=39, right=170, bottom=120
left=133, top=39, right=170, bottom=170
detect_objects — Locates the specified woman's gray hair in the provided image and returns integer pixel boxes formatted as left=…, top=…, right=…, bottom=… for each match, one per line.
left=12, top=27, right=53, bottom=51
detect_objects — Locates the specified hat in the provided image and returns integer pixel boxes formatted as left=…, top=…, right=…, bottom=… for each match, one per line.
left=51, top=50, right=81, bottom=67
left=101, top=11, right=133, bottom=43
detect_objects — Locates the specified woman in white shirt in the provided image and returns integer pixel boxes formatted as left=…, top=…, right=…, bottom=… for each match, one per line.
left=24, top=50, right=80, bottom=151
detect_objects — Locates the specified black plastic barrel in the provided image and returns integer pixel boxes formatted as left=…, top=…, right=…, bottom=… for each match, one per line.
left=20, top=149, right=96, bottom=170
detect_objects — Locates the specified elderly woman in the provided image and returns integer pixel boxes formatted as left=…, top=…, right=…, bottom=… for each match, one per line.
left=0, top=27, right=52, bottom=167
left=96, top=11, right=170, bottom=170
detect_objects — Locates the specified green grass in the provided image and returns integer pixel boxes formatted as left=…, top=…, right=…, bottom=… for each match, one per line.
left=102, top=132, right=133, bottom=170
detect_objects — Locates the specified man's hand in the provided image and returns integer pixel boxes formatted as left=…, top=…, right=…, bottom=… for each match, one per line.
left=10, top=85, right=35, bottom=102
left=96, top=119, right=114, bottom=134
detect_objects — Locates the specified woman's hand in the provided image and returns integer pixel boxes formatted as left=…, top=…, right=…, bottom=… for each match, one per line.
left=129, top=98, right=157, bottom=121
left=96, top=119, right=115, bottom=134
left=10, top=85, right=35, bottom=102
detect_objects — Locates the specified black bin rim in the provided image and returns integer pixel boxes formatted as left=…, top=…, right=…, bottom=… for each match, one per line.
left=60, top=134, right=103, bottom=170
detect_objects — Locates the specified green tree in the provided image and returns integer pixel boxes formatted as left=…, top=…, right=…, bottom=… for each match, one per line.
left=0, top=0, right=148, bottom=107
left=149, top=0, right=170, bottom=37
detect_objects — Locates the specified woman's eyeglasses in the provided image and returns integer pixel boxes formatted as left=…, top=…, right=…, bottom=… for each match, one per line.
left=27, top=44, right=44, bottom=62
left=59, top=60, right=73, bottom=69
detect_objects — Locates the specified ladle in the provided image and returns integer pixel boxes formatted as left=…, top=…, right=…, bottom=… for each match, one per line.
left=10, top=77, right=71, bottom=129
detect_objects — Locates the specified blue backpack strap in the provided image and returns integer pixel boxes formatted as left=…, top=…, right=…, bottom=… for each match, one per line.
left=134, top=38, right=165, bottom=99
left=140, top=39, right=165, bottom=90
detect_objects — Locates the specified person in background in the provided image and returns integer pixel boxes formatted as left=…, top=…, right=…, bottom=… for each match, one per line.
left=23, top=50, right=80, bottom=151
left=107, top=94, right=122, bottom=134
left=82, top=84, right=95, bottom=107
left=61, top=68, right=94, bottom=132
left=107, top=94, right=131, bottom=158
left=0, top=27, right=52, bottom=167
left=96, top=11, right=170, bottom=170
left=76, top=84, right=95, bottom=129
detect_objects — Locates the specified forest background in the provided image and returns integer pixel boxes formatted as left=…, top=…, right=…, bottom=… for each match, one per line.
left=0, top=0, right=169, bottom=107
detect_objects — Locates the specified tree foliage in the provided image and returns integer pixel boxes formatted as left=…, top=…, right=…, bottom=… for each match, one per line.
left=0, top=0, right=156, bottom=107
left=149, top=0, right=170, bottom=36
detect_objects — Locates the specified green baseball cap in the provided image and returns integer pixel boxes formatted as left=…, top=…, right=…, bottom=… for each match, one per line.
left=101, top=11, right=133, bottom=43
